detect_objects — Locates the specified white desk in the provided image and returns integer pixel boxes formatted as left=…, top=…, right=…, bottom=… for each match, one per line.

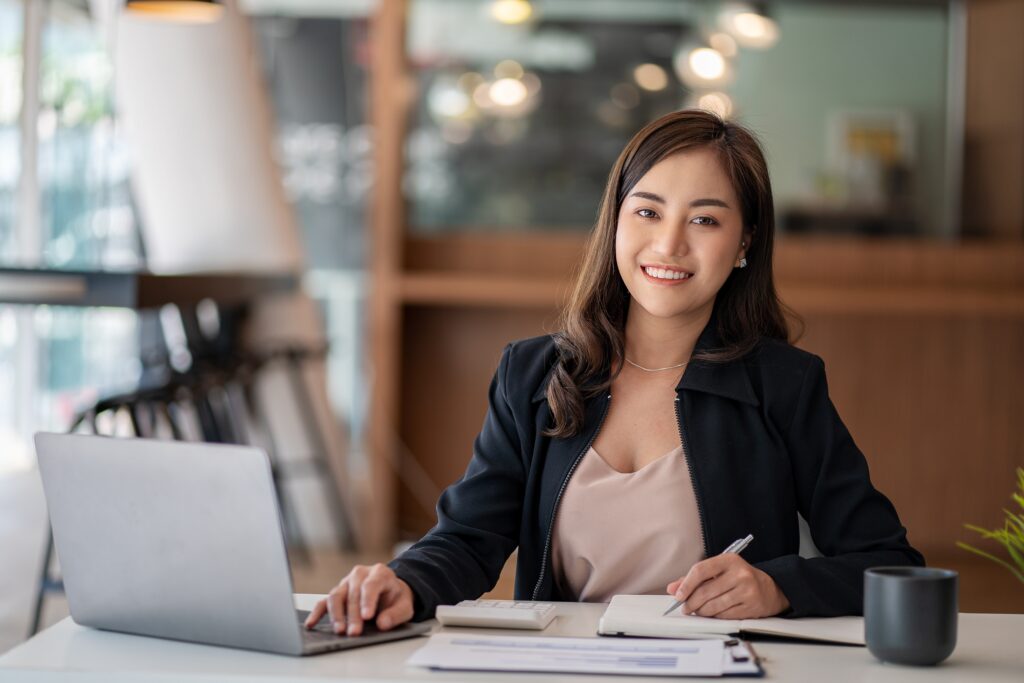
left=0, top=595, right=1021, bottom=682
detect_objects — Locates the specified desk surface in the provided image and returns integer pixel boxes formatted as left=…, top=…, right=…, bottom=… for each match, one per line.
left=0, top=595, right=1021, bottom=682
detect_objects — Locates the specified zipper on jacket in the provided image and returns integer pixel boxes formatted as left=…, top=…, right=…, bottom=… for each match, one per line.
left=675, top=395, right=709, bottom=558
left=531, top=393, right=612, bottom=600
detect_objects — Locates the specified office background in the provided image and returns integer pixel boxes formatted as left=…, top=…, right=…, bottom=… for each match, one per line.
left=1, top=0, right=1023, bottom=654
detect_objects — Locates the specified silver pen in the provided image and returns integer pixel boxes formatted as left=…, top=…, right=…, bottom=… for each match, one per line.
left=662, top=534, right=755, bottom=616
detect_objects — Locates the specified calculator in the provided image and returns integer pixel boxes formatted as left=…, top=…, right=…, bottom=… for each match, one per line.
left=435, top=600, right=558, bottom=630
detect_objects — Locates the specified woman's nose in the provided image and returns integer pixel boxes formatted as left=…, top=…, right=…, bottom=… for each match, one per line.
left=653, top=221, right=688, bottom=256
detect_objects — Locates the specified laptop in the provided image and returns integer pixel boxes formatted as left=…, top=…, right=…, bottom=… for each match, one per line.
left=34, top=432, right=431, bottom=655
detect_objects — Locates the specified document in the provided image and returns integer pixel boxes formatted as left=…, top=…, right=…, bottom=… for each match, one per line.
left=598, top=595, right=865, bottom=645
left=407, top=632, right=762, bottom=677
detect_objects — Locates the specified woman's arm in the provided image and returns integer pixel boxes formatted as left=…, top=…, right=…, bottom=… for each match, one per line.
left=753, top=354, right=925, bottom=617
left=387, top=343, right=526, bottom=620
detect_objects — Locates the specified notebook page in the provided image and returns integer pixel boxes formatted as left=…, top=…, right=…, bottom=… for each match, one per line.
left=738, top=616, right=865, bottom=645
left=599, top=595, right=740, bottom=637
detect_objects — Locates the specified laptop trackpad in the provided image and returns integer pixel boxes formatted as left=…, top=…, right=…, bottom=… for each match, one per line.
left=296, top=609, right=431, bottom=654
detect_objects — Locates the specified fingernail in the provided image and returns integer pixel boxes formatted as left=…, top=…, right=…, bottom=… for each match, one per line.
left=378, top=616, right=390, bottom=629
left=362, top=607, right=372, bottom=619
left=347, top=624, right=357, bottom=636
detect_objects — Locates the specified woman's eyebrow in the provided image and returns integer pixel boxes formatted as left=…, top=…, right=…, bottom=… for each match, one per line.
left=628, top=191, right=731, bottom=209
left=690, top=197, right=731, bottom=209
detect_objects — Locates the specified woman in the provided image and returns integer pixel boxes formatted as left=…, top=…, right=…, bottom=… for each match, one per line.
left=306, top=109, right=923, bottom=636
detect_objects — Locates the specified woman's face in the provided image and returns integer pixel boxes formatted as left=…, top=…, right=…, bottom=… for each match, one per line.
left=615, top=147, right=749, bottom=325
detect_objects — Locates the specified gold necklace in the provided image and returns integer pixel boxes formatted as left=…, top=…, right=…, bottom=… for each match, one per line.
left=624, top=357, right=689, bottom=372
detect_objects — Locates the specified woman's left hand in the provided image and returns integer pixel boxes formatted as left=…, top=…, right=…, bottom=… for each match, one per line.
left=666, top=554, right=790, bottom=619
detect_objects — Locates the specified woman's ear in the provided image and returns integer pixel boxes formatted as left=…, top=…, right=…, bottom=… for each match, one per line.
left=736, top=225, right=755, bottom=268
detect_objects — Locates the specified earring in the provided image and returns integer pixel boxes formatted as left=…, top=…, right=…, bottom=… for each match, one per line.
left=739, top=258, right=748, bottom=268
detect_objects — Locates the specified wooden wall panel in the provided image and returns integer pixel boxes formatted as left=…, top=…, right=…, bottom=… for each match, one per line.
left=397, top=305, right=561, bottom=535
left=963, top=0, right=1024, bottom=239
left=796, top=315, right=1023, bottom=553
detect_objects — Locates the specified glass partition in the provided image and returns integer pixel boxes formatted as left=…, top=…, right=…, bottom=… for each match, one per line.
left=405, top=0, right=957, bottom=237
left=0, top=0, right=21, bottom=260
left=38, top=0, right=141, bottom=268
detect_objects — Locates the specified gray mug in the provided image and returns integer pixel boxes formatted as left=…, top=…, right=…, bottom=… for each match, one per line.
left=864, top=567, right=958, bottom=666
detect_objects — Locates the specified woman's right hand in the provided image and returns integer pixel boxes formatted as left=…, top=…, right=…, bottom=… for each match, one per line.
left=303, top=563, right=415, bottom=636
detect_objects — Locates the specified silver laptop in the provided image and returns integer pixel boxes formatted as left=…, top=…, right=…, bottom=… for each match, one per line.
left=34, top=432, right=430, bottom=655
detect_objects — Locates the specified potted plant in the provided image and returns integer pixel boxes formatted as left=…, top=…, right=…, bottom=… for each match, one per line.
left=957, top=467, right=1024, bottom=583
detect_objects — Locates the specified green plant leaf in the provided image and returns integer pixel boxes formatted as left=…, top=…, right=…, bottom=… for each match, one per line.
left=1006, top=540, right=1024, bottom=571
left=957, top=467, right=1024, bottom=582
left=956, top=542, right=1024, bottom=583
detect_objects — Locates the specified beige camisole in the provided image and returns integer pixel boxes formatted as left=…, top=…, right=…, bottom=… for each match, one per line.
left=551, top=444, right=705, bottom=603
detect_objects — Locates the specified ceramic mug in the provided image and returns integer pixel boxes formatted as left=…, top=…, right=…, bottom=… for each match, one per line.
left=864, top=566, right=958, bottom=666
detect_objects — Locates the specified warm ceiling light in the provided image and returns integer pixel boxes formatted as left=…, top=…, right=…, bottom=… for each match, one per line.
left=125, top=1, right=223, bottom=23
left=489, top=78, right=528, bottom=107
left=719, top=3, right=779, bottom=49
left=733, top=12, right=779, bottom=46
left=688, top=48, right=726, bottom=81
left=697, top=92, right=734, bottom=118
left=633, top=63, right=668, bottom=92
left=494, top=59, right=524, bottom=80
left=709, top=32, right=738, bottom=58
left=490, top=0, right=533, bottom=25
left=674, top=44, right=733, bottom=89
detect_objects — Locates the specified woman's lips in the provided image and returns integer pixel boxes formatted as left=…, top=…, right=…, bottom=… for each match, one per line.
left=641, top=266, right=693, bottom=286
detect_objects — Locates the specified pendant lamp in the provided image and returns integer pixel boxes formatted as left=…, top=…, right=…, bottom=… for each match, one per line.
left=124, top=0, right=223, bottom=23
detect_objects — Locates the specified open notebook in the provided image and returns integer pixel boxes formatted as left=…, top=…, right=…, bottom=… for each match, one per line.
left=598, top=595, right=865, bottom=646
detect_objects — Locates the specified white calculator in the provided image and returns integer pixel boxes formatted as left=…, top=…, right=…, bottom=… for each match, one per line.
left=435, top=600, right=558, bottom=630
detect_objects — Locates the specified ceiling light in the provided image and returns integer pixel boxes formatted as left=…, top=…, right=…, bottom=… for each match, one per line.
left=673, top=44, right=733, bottom=89
left=688, top=48, right=726, bottom=80
left=697, top=92, right=734, bottom=118
left=490, top=0, right=533, bottom=25
left=124, top=1, right=223, bottom=23
left=633, top=63, right=668, bottom=92
left=494, top=60, right=524, bottom=80
left=489, top=78, right=528, bottom=107
left=719, top=2, right=779, bottom=49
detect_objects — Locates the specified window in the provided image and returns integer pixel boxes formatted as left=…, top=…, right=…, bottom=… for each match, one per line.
left=1, top=0, right=141, bottom=472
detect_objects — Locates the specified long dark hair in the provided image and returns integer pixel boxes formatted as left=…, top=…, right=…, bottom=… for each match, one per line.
left=545, top=109, right=793, bottom=438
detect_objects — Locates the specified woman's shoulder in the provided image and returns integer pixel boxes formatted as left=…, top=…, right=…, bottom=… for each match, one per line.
left=747, top=336, right=822, bottom=370
left=497, top=334, right=560, bottom=404
left=743, top=337, right=827, bottom=404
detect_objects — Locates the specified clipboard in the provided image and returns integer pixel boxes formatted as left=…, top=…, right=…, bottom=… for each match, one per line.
left=722, top=638, right=765, bottom=677
left=407, top=632, right=765, bottom=677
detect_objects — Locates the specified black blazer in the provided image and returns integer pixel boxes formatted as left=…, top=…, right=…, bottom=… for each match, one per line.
left=389, top=319, right=924, bottom=620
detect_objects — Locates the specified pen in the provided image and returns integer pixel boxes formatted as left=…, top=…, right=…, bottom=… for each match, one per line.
left=662, top=533, right=754, bottom=616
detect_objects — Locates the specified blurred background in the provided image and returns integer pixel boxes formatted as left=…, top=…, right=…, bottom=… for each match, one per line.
left=1, top=0, right=1022, bottom=653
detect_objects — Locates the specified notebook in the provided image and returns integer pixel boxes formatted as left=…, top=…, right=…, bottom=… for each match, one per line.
left=598, top=595, right=864, bottom=646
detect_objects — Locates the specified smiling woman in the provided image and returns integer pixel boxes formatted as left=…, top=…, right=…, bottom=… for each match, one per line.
left=307, top=109, right=923, bottom=636
left=547, top=109, right=788, bottom=439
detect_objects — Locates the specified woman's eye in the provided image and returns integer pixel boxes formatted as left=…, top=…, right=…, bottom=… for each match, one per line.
left=636, top=208, right=658, bottom=219
left=692, top=215, right=718, bottom=226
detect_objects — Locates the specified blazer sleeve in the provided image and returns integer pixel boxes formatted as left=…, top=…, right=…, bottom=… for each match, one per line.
left=753, top=354, right=925, bottom=617
left=388, top=344, right=525, bottom=621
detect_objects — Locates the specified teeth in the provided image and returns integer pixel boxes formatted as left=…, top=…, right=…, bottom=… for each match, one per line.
left=644, top=266, right=691, bottom=280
